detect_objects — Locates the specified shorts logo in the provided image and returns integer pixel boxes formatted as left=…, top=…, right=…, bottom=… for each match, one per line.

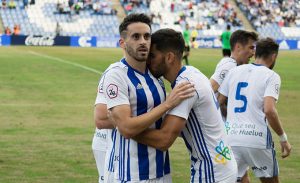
left=106, top=84, right=118, bottom=99
left=275, top=84, right=279, bottom=94
left=252, top=166, right=267, bottom=171
left=214, top=140, right=231, bottom=165
left=219, top=70, right=228, bottom=80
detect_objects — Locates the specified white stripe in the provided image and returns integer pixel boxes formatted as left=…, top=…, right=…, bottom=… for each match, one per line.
left=28, top=51, right=102, bottom=75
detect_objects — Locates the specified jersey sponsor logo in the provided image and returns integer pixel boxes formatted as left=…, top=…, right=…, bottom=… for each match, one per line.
left=219, top=70, right=228, bottom=80
left=225, top=121, right=230, bottom=135
left=106, top=84, right=118, bottom=99
left=275, top=84, right=279, bottom=94
left=214, top=140, right=231, bottom=165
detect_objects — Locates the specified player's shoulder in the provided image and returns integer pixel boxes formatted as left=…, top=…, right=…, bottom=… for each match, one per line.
left=217, top=57, right=237, bottom=68
left=104, top=61, right=127, bottom=75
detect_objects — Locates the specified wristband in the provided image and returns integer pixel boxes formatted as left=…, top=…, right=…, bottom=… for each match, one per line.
left=279, top=133, right=288, bottom=142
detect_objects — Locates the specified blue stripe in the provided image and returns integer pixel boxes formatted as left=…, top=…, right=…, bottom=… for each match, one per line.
left=272, top=148, right=278, bottom=176
left=108, top=129, right=117, bottom=171
left=126, top=64, right=149, bottom=180
left=127, top=140, right=131, bottom=180
left=187, top=113, right=208, bottom=182
left=118, top=135, right=122, bottom=179
left=164, top=151, right=170, bottom=174
left=145, top=72, right=166, bottom=177
left=190, top=110, right=215, bottom=182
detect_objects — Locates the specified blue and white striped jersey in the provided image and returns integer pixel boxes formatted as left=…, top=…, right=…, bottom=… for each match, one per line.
left=103, top=58, right=170, bottom=181
left=168, top=66, right=237, bottom=182
left=219, top=63, right=281, bottom=149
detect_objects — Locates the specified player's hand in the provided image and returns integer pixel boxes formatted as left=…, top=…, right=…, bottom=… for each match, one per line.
left=165, top=81, right=195, bottom=109
left=280, top=141, right=292, bottom=158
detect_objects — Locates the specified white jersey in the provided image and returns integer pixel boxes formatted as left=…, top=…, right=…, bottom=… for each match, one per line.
left=103, top=58, right=170, bottom=181
left=211, top=57, right=237, bottom=86
left=94, top=63, right=120, bottom=173
left=219, top=63, right=281, bottom=149
left=168, top=66, right=237, bottom=182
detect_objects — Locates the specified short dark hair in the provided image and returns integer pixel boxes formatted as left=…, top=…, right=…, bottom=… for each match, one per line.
left=151, top=28, right=185, bottom=59
left=230, top=30, right=258, bottom=51
left=119, top=13, right=151, bottom=38
left=255, top=37, right=279, bottom=59
left=226, top=24, right=231, bottom=30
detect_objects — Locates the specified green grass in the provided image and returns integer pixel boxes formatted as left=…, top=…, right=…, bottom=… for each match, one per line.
left=0, top=47, right=299, bottom=183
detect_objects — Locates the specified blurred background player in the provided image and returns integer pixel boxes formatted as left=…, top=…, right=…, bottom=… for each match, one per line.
left=218, top=37, right=292, bottom=183
left=182, top=23, right=191, bottom=65
left=221, top=25, right=232, bottom=57
left=210, top=30, right=258, bottom=93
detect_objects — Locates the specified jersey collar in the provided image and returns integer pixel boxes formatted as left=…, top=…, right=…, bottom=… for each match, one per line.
left=171, top=66, right=187, bottom=88
left=121, top=58, right=149, bottom=76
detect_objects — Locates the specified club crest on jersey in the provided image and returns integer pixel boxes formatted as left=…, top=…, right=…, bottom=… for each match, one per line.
left=136, top=83, right=143, bottom=89
left=219, top=70, right=228, bottom=80
left=275, top=84, right=279, bottom=94
left=106, top=84, right=118, bottom=99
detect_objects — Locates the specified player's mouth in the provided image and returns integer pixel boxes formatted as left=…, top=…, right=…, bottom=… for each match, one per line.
left=137, top=47, right=148, bottom=53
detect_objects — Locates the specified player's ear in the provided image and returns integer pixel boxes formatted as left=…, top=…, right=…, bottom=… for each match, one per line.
left=119, top=38, right=125, bottom=49
left=166, top=52, right=175, bottom=64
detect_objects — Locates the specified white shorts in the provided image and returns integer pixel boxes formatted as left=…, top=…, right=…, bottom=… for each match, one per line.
left=104, top=170, right=115, bottom=183
left=115, top=174, right=172, bottom=183
left=232, top=146, right=279, bottom=179
left=93, top=149, right=106, bottom=183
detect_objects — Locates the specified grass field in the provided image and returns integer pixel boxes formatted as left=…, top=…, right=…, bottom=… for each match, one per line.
left=0, top=46, right=299, bottom=183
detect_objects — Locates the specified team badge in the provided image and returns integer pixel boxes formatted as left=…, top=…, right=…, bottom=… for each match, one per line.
left=219, top=70, right=228, bottom=80
left=136, top=83, right=143, bottom=89
left=106, top=84, right=118, bottom=99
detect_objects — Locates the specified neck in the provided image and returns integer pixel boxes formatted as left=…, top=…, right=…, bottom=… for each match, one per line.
left=125, top=55, right=146, bottom=74
left=164, top=61, right=183, bottom=84
left=230, top=52, right=240, bottom=65
left=254, top=58, right=269, bottom=67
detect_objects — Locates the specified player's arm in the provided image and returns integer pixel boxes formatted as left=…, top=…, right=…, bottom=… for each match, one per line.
left=210, top=78, right=220, bottom=93
left=264, top=97, right=292, bottom=158
left=133, top=115, right=186, bottom=151
left=109, top=82, right=195, bottom=139
left=94, top=103, right=114, bottom=129
left=218, top=93, right=227, bottom=105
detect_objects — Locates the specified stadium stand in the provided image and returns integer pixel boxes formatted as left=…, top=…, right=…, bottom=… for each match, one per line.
left=236, top=0, right=300, bottom=39
left=120, top=0, right=243, bottom=37
left=0, top=0, right=120, bottom=38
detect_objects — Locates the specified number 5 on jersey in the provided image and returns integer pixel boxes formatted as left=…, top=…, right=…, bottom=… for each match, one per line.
left=235, top=82, right=248, bottom=113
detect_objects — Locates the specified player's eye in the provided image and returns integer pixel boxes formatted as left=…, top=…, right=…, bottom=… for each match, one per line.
left=132, top=34, right=140, bottom=40
left=144, top=33, right=150, bottom=40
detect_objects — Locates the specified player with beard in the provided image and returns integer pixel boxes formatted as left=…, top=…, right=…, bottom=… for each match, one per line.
left=101, top=13, right=194, bottom=183
left=129, top=28, right=238, bottom=183
left=218, top=38, right=292, bottom=183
